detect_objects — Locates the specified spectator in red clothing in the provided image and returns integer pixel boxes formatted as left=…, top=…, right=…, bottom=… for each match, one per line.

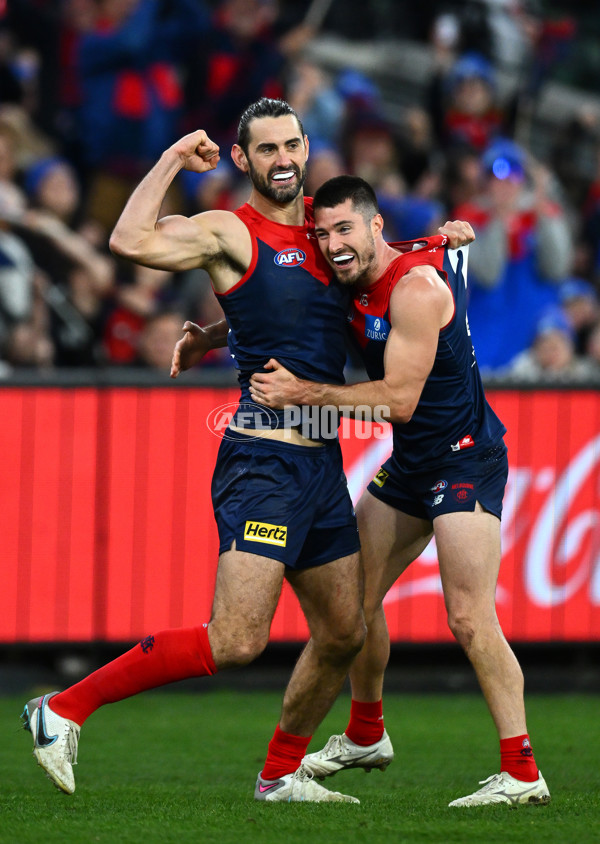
left=75, top=0, right=210, bottom=233
left=103, top=263, right=175, bottom=365
left=183, top=0, right=285, bottom=147
left=453, top=138, right=574, bottom=371
left=183, top=0, right=320, bottom=148
left=433, top=52, right=505, bottom=153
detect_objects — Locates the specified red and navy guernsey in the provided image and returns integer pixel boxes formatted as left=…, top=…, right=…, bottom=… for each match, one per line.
left=216, top=198, right=351, bottom=438
left=348, top=235, right=506, bottom=472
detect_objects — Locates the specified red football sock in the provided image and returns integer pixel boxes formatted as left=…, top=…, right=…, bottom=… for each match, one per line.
left=50, top=624, right=217, bottom=726
left=345, top=699, right=384, bottom=746
left=261, top=725, right=312, bottom=780
left=500, top=734, right=539, bottom=782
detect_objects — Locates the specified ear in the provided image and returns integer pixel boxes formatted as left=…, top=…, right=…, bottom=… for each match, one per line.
left=304, top=135, right=309, bottom=162
left=371, top=213, right=384, bottom=238
left=231, top=144, right=248, bottom=173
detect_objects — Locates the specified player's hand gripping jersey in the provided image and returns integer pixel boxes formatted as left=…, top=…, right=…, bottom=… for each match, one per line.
left=347, top=235, right=506, bottom=472
left=216, top=198, right=350, bottom=439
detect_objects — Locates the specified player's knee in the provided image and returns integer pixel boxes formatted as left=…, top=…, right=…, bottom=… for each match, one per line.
left=211, top=625, right=269, bottom=667
left=319, top=616, right=366, bottom=662
left=345, top=618, right=368, bottom=656
left=447, top=612, right=476, bottom=651
left=230, top=633, right=268, bottom=666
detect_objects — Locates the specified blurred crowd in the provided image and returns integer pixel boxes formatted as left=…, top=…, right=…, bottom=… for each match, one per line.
left=0, top=0, right=600, bottom=380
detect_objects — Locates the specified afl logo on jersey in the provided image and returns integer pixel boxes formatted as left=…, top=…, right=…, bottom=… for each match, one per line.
left=274, top=247, right=306, bottom=267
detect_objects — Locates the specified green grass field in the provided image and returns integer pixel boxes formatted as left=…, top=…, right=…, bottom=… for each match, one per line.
left=1, top=689, right=598, bottom=844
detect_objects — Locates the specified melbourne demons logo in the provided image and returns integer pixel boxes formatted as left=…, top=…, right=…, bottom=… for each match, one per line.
left=274, top=247, right=306, bottom=267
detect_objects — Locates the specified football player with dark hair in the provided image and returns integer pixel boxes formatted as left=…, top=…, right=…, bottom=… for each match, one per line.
left=250, top=175, right=550, bottom=808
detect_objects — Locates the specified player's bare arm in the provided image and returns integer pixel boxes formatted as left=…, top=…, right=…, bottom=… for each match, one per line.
left=109, top=130, right=252, bottom=284
left=170, top=319, right=229, bottom=378
left=250, top=265, right=453, bottom=423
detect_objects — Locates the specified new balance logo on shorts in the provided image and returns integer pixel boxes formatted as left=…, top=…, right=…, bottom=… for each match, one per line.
left=451, top=434, right=475, bottom=452
left=244, top=521, right=288, bottom=546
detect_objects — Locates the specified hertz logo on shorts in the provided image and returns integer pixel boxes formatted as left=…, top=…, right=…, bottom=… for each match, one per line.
left=372, top=468, right=389, bottom=488
left=244, top=521, right=288, bottom=546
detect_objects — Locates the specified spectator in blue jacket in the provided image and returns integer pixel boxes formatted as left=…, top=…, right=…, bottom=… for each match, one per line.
left=453, top=139, right=573, bottom=371
left=76, top=0, right=210, bottom=232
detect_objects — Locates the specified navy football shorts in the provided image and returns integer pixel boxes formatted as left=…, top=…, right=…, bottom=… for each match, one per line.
left=367, top=442, right=508, bottom=522
left=211, top=431, right=360, bottom=569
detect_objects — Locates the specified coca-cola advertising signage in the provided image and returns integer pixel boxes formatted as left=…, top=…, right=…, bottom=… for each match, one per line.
left=338, top=389, right=600, bottom=642
left=0, top=386, right=598, bottom=643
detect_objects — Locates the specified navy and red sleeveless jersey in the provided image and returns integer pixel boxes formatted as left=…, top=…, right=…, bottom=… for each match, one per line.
left=347, top=235, right=506, bottom=472
left=215, top=198, right=350, bottom=432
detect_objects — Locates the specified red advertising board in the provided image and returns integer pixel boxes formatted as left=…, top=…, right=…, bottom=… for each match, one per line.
left=0, top=386, right=599, bottom=643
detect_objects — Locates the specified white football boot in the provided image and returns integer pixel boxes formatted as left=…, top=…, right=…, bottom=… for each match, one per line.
left=448, top=771, right=551, bottom=807
left=302, top=731, right=394, bottom=778
left=22, top=692, right=81, bottom=794
left=254, top=764, right=360, bottom=803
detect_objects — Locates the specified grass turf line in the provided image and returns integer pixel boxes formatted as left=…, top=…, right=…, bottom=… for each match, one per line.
left=1, top=690, right=598, bottom=844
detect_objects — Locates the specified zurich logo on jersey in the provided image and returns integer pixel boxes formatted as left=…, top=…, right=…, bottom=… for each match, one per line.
left=274, top=247, right=306, bottom=267
left=365, top=314, right=390, bottom=341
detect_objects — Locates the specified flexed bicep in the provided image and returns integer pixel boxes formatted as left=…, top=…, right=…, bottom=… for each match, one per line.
left=109, top=131, right=246, bottom=274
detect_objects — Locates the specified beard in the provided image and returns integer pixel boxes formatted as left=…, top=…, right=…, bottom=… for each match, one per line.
left=334, top=238, right=377, bottom=287
left=247, top=160, right=307, bottom=204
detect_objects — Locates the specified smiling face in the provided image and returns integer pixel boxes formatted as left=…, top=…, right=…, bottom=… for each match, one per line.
left=314, top=199, right=380, bottom=286
left=234, top=115, right=308, bottom=204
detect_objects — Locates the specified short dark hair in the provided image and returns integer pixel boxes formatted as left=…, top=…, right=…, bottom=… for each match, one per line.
left=313, top=175, right=379, bottom=221
left=237, top=98, right=304, bottom=154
